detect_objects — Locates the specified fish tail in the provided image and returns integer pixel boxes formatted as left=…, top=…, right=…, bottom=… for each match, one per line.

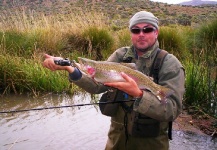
left=156, top=88, right=173, bottom=104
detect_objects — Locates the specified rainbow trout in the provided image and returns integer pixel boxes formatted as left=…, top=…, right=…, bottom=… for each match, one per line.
left=77, top=57, right=173, bottom=102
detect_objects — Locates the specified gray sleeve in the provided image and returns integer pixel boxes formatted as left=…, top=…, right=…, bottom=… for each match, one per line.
left=133, top=54, right=185, bottom=122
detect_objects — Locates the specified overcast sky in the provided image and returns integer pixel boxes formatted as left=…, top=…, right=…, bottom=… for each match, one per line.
left=151, top=0, right=217, bottom=4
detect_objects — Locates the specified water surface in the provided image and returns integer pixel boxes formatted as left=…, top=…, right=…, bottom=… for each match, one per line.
left=0, top=93, right=216, bottom=150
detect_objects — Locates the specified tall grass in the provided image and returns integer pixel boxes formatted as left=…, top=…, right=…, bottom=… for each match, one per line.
left=158, top=26, right=189, bottom=60
left=0, top=53, right=72, bottom=96
left=0, top=9, right=115, bottom=95
left=184, top=20, right=217, bottom=117
left=0, top=9, right=110, bottom=56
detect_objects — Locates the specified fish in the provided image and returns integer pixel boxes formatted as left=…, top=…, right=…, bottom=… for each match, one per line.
left=77, top=57, right=173, bottom=102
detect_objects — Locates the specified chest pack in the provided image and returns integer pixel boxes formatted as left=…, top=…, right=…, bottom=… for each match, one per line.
left=99, top=48, right=173, bottom=140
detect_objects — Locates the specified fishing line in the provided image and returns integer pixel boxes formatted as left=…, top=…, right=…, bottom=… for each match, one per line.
left=0, top=100, right=135, bottom=114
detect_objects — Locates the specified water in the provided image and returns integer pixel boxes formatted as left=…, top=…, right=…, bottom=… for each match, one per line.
left=0, top=93, right=110, bottom=150
left=0, top=93, right=216, bottom=150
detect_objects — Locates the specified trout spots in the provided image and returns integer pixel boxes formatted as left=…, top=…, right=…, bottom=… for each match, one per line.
left=78, top=57, right=174, bottom=100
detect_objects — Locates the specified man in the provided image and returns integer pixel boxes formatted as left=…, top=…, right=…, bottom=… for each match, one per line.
left=43, top=11, right=185, bottom=150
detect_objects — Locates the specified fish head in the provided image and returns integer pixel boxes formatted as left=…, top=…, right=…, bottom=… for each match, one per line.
left=77, top=57, right=96, bottom=77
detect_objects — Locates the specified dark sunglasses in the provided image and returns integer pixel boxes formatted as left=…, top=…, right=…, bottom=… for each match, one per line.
left=130, top=27, right=156, bottom=34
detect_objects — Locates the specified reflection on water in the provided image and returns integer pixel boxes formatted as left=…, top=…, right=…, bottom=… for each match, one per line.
left=170, top=130, right=217, bottom=150
left=0, top=93, right=216, bottom=150
left=0, top=93, right=110, bottom=150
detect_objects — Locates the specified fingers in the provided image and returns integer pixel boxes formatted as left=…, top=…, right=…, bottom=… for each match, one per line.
left=120, top=72, right=132, bottom=82
left=42, top=58, right=55, bottom=71
left=42, top=54, right=56, bottom=70
left=42, top=54, right=75, bottom=72
left=104, top=72, right=133, bottom=89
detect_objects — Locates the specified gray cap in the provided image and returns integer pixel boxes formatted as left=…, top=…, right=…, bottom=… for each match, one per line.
left=129, top=11, right=159, bottom=29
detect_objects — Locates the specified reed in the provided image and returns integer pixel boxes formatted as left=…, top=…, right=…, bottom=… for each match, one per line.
left=0, top=8, right=109, bottom=55
left=115, top=28, right=131, bottom=48
left=158, top=26, right=188, bottom=60
left=0, top=53, right=71, bottom=96
left=184, top=51, right=217, bottom=117
left=184, top=19, right=217, bottom=117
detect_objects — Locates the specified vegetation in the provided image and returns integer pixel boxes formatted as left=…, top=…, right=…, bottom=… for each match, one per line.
left=0, top=1, right=216, bottom=118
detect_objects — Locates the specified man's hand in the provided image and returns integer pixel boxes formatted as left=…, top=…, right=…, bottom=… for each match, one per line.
left=42, top=54, right=74, bottom=73
left=104, top=72, right=143, bottom=98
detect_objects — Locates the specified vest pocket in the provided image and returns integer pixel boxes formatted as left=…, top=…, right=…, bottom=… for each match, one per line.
left=128, top=113, right=160, bottom=137
left=99, top=91, right=119, bottom=117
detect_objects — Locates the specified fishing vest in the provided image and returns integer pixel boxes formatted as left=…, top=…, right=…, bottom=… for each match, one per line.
left=99, top=47, right=173, bottom=139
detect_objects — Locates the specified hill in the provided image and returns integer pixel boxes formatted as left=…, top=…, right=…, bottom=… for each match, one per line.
left=0, top=0, right=216, bottom=27
left=179, top=0, right=217, bottom=6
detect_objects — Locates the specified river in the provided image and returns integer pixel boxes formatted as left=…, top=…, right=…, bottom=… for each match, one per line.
left=0, top=93, right=216, bottom=150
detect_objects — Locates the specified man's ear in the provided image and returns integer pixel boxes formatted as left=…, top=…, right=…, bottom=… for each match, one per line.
left=155, top=30, right=159, bottom=38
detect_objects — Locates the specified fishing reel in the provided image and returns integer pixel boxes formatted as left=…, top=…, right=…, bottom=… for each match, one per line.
left=54, top=58, right=71, bottom=66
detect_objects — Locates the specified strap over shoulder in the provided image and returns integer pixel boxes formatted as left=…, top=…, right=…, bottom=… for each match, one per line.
left=149, top=49, right=168, bottom=83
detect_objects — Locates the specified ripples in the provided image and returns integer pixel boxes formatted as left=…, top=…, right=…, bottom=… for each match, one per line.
left=169, top=130, right=217, bottom=150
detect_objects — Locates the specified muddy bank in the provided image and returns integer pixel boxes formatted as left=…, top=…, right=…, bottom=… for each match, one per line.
left=173, top=110, right=217, bottom=136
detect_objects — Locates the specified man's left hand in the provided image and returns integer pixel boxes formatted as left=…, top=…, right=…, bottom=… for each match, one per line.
left=104, top=72, right=143, bottom=98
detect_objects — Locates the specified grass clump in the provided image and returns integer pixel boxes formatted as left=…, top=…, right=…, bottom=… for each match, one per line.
left=81, top=26, right=114, bottom=60
left=0, top=54, right=70, bottom=96
left=158, top=26, right=187, bottom=59
left=183, top=20, right=217, bottom=117
left=115, top=28, right=131, bottom=48
left=195, top=19, right=217, bottom=50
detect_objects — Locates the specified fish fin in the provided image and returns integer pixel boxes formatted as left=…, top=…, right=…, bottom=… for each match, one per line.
left=156, top=88, right=174, bottom=104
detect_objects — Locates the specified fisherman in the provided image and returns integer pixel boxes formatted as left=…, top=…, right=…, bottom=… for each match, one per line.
left=43, top=11, right=185, bottom=150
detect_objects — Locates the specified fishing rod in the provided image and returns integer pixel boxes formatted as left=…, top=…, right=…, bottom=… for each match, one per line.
left=0, top=100, right=135, bottom=114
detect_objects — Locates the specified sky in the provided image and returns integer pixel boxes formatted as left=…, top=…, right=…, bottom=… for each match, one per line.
left=150, top=0, right=217, bottom=4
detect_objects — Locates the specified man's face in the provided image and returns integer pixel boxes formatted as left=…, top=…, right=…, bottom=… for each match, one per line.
left=130, top=23, right=158, bottom=52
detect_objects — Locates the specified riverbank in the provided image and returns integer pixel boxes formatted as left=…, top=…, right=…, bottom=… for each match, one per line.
left=173, top=110, right=217, bottom=137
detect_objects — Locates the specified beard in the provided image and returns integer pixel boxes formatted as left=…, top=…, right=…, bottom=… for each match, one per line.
left=134, top=38, right=156, bottom=53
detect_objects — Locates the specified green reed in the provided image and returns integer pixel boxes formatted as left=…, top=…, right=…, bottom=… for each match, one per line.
left=0, top=53, right=71, bottom=96
left=158, top=26, right=189, bottom=60
left=184, top=19, right=217, bottom=117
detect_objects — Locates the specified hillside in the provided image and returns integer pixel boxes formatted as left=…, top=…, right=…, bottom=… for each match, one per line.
left=179, top=0, right=217, bottom=6
left=0, top=0, right=216, bottom=27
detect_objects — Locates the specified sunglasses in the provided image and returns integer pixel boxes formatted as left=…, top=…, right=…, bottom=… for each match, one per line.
left=130, top=27, right=156, bottom=34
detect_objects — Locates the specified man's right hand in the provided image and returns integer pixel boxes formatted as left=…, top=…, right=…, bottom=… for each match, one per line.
left=42, top=54, right=75, bottom=73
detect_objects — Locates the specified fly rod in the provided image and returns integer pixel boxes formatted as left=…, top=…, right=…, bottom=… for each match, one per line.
left=0, top=99, right=135, bottom=114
